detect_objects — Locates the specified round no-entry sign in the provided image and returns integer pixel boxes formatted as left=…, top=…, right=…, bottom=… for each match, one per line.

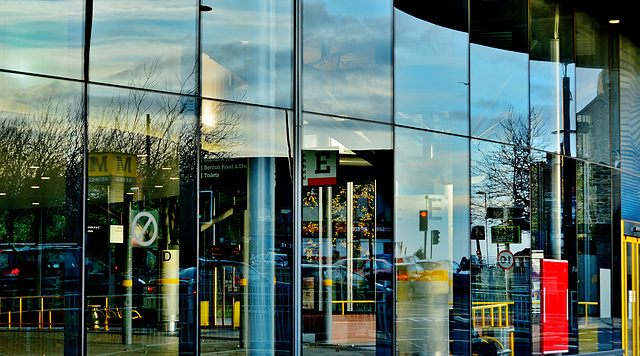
left=131, top=211, right=158, bottom=247
left=497, top=250, right=515, bottom=270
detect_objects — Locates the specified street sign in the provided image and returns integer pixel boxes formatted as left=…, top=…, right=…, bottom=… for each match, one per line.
left=131, top=211, right=158, bottom=247
left=497, top=250, right=515, bottom=270
left=303, top=151, right=337, bottom=186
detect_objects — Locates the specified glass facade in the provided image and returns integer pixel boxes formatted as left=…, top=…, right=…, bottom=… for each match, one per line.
left=1, top=0, right=639, bottom=355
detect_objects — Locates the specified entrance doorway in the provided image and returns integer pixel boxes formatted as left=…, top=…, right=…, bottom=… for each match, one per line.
left=623, top=221, right=640, bottom=356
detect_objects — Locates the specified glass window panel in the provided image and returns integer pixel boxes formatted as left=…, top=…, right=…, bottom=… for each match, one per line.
left=471, top=139, right=532, bottom=354
left=0, top=73, right=83, bottom=354
left=529, top=61, right=577, bottom=154
left=529, top=0, right=577, bottom=155
left=301, top=115, right=393, bottom=353
left=575, top=10, right=612, bottom=165
left=90, top=0, right=198, bottom=93
left=201, top=0, right=293, bottom=108
left=395, top=9, right=469, bottom=135
left=86, top=85, right=198, bottom=353
left=395, top=128, right=470, bottom=355
left=620, top=35, right=640, bottom=221
left=529, top=0, right=574, bottom=63
left=302, top=0, right=392, bottom=123
left=394, top=0, right=467, bottom=33
left=470, top=44, right=530, bottom=144
left=470, top=0, right=528, bottom=53
left=0, top=1, right=83, bottom=78
left=199, top=101, right=293, bottom=354
left=576, top=162, right=615, bottom=352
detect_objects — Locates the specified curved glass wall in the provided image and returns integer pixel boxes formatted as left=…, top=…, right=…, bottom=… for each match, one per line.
left=0, top=0, right=638, bottom=354
left=471, top=139, right=532, bottom=354
left=0, top=1, right=84, bottom=79
left=620, top=36, right=640, bottom=221
left=301, top=115, right=393, bottom=353
left=470, top=44, right=530, bottom=143
left=198, top=100, right=293, bottom=354
left=89, top=0, right=198, bottom=93
left=395, top=9, right=469, bottom=135
left=529, top=0, right=577, bottom=155
left=201, top=0, right=293, bottom=108
left=396, top=128, right=470, bottom=355
left=86, top=84, right=199, bottom=353
left=302, top=0, right=392, bottom=122
left=0, top=73, right=84, bottom=354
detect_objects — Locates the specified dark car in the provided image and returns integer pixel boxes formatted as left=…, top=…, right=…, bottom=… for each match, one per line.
left=0, top=246, right=82, bottom=297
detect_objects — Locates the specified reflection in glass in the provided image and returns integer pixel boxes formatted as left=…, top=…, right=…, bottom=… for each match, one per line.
left=303, top=0, right=392, bottom=122
left=396, top=129, right=470, bottom=355
left=0, top=74, right=83, bottom=354
left=470, top=44, right=529, bottom=143
left=470, top=0, right=528, bottom=53
left=471, top=139, right=532, bottom=355
left=302, top=115, right=393, bottom=353
left=529, top=0, right=577, bottom=155
left=530, top=61, right=576, bottom=154
left=199, top=101, right=293, bottom=354
left=576, top=67, right=611, bottom=164
left=201, top=0, right=293, bottom=108
left=395, top=10, right=469, bottom=134
left=619, top=36, right=640, bottom=220
left=0, top=1, right=83, bottom=78
left=86, top=85, right=198, bottom=353
left=576, top=162, right=615, bottom=352
left=90, top=0, right=198, bottom=93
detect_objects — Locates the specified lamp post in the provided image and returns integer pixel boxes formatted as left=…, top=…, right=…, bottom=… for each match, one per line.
left=476, top=191, right=488, bottom=264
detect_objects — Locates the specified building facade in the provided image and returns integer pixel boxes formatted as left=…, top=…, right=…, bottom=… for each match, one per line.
left=1, top=0, right=640, bottom=355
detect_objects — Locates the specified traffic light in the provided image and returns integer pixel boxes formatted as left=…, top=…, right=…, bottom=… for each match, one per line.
left=431, top=230, right=440, bottom=245
left=419, top=210, right=428, bottom=231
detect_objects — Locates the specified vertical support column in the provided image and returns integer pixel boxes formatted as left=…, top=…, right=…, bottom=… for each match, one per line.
left=322, top=187, right=333, bottom=342
left=248, top=157, right=275, bottom=354
left=122, top=198, right=133, bottom=344
left=346, top=182, right=354, bottom=310
left=292, top=0, right=303, bottom=353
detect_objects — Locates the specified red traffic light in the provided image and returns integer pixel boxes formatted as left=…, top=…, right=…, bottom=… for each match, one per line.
left=419, top=210, right=428, bottom=231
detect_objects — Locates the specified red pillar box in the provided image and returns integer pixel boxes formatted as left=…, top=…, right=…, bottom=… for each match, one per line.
left=541, top=259, right=569, bottom=354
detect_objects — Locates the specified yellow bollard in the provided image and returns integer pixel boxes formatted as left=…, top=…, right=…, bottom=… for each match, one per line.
left=233, top=301, right=240, bottom=328
left=88, top=305, right=101, bottom=330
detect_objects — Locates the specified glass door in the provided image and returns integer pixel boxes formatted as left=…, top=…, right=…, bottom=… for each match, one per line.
left=623, top=222, right=640, bottom=356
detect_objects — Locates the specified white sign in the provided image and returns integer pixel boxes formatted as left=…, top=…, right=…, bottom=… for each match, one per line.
left=497, top=250, right=515, bottom=270
left=303, top=151, right=337, bottom=186
left=131, top=211, right=158, bottom=247
left=110, top=225, right=124, bottom=244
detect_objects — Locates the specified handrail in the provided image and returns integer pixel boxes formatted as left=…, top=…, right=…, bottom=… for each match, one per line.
left=472, top=302, right=511, bottom=329
left=0, top=295, right=64, bottom=329
left=331, top=300, right=376, bottom=316
left=0, top=295, right=142, bottom=330
left=578, top=301, right=598, bottom=325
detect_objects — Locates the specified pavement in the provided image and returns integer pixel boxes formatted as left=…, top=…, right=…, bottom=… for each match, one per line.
left=0, top=328, right=378, bottom=355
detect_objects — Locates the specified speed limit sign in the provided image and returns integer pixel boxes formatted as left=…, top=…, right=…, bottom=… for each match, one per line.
left=497, top=250, right=515, bottom=270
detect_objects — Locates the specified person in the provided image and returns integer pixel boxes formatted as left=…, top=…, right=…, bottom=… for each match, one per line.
left=460, top=256, right=470, bottom=271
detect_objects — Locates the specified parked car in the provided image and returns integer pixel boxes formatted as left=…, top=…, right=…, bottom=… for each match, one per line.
left=396, top=255, right=419, bottom=264
left=417, top=259, right=452, bottom=295
left=395, top=262, right=430, bottom=300
left=333, top=257, right=393, bottom=286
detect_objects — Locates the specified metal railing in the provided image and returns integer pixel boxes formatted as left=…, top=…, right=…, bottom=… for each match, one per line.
left=0, top=295, right=64, bottom=329
left=0, top=295, right=143, bottom=330
left=332, top=300, right=376, bottom=315
left=472, top=302, right=514, bottom=353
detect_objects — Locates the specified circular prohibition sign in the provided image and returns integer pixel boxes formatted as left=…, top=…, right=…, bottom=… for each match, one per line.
left=497, top=249, right=515, bottom=270
left=131, top=211, right=158, bottom=247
